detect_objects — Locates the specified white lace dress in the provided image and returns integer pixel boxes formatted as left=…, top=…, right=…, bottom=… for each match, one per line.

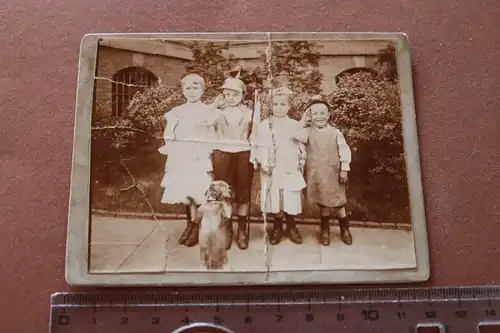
left=254, top=116, right=308, bottom=215
left=158, top=101, right=218, bottom=205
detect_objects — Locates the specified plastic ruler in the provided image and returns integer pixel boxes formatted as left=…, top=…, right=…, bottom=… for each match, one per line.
left=49, top=286, right=500, bottom=333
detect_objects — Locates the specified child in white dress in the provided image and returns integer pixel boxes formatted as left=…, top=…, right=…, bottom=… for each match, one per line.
left=254, top=87, right=308, bottom=245
left=158, top=73, right=217, bottom=247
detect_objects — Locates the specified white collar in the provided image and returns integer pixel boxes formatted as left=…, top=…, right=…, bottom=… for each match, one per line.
left=271, top=115, right=289, bottom=121
left=184, top=101, right=203, bottom=106
left=313, top=124, right=331, bottom=131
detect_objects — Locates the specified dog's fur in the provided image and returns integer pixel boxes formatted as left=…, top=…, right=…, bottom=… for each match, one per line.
left=190, top=180, right=233, bottom=270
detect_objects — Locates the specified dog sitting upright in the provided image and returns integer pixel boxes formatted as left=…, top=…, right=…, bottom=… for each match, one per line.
left=190, top=180, right=233, bottom=270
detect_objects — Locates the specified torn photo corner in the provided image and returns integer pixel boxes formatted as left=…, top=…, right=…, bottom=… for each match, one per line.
left=65, top=32, right=430, bottom=286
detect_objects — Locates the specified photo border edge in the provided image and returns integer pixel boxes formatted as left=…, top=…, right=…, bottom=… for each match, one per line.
left=65, top=32, right=431, bottom=287
left=65, top=33, right=98, bottom=286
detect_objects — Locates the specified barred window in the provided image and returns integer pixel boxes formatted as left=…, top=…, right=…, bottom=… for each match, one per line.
left=111, top=67, right=158, bottom=117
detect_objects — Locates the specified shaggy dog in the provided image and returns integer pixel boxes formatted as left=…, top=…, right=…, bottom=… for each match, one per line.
left=191, top=180, right=233, bottom=270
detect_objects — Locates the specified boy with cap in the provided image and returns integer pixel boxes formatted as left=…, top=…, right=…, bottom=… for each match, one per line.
left=254, top=87, right=308, bottom=245
left=211, top=76, right=254, bottom=251
left=300, top=96, right=353, bottom=246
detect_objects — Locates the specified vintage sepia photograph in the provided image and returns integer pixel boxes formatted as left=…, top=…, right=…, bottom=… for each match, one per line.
left=66, top=33, right=430, bottom=285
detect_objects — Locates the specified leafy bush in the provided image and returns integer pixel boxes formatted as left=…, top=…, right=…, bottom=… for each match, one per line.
left=184, top=41, right=237, bottom=101
left=327, top=70, right=410, bottom=223
left=260, top=41, right=323, bottom=95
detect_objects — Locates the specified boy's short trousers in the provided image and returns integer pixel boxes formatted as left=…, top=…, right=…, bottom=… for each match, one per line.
left=212, top=150, right=254, bottom=203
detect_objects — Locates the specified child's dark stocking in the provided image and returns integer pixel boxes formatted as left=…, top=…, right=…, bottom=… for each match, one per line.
left=269, top=214, right=284, bottom=245
left=285, top=213, right=302, bottom=244
left=318, top=205, right=331, bottom=246
left=225, top=219, right=233, bottom=250
left=236, top=215, right=249, bottom=250
left=319, top=216, right=331, bottom=246
left=184, top=204, right=200, bottom=247
left=337, top=206, right=352, bottom=245
left=338, top=216, right=352, bottom=245
left=178, top=205, right=193, bottom=245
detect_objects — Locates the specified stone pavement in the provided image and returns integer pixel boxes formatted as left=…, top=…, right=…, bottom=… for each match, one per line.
left=89, top=216, right=417, bottom=273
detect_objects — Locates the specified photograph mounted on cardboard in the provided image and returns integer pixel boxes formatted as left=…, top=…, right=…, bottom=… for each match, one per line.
left=66, top=32, right=430, bottom=286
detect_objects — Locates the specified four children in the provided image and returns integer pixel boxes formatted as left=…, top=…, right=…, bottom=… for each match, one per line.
left=159, top=73, right=354, bottom=249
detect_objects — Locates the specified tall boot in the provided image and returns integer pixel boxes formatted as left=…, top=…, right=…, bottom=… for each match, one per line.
left=269, top=216, right=283, bottom=245
left=339, top=216, right=353, bottom=245
left=178, top=205, right=194, bottom=245
left=236, top=215, right=249, bottom=250
left=225, top=218, right=234, bottom=250
left=319, top=216, right=330, bottom=246
left=184, top=222, right=199, bottom=247
left=285, top=213, right=302, bottom=244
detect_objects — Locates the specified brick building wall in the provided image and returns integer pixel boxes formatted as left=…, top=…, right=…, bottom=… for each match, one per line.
left=319, top=55, right=378, bottom=93
left=224, top=42, right=381, bottom=93
left=94, top=40, right=384, bottom=117
left=95, top=46, right=189, bottom=117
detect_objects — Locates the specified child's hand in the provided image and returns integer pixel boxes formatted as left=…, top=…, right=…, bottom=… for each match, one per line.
left=254, top=91, right=261, bottom=104
left=300, top=108, right=312, bottom=127
left=249, top=155, right=259, bottom=169
left=261, top=166, right=271, bottom=175
left=298, top=159, right=306, bottom=173
left=339, top=171, right=348, bottom=184
left=214, top=94, right=226, bottom=109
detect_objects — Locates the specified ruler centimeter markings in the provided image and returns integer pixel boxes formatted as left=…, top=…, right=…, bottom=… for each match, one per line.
left=50, top=286, right=500, bottom=333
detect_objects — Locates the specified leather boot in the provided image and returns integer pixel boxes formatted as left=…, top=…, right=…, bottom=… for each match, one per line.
left=269, top=216, right=283, bottom=245
left=184, top=223, right=199, bottom=247
left=285, top=214, right=302, bottom=244
left=236, top=216, right=249, bottom=250
left=178, top=206, right=193, bottom=245
left=319, top=216, right=330, bottom=246
left=225, top=219, right=234, bottom=250
left=339, top=216, right=353, bottom=245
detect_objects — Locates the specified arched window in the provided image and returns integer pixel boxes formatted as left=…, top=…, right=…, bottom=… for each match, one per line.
left=335, top=67, right=378, bottom=86
left=111, top=67, right=158, bottom=117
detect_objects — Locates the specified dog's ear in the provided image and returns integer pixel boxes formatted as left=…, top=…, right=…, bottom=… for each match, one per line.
left=221, top=201, right=233, bottom=219
left=222, top=183, right=233, bottom=200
